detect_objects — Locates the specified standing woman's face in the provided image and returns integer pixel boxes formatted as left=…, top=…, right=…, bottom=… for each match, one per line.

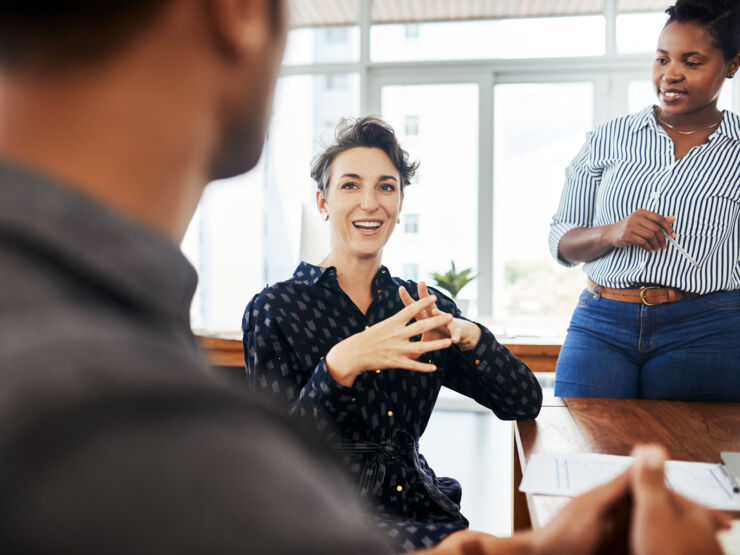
left=652, top=21, right=738, bottom=116
left=317, top=147, right=403, bottom=261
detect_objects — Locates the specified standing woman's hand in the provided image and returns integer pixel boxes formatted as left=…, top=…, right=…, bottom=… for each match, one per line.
left=605, top=209, right=676, bottom=252
left=398, top=282, right=481, bottom=352
left=325, top=295, right=454, bottom=387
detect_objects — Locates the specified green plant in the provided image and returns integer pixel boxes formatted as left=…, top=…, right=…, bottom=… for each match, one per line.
left=430, top=260, right=477, bottom=299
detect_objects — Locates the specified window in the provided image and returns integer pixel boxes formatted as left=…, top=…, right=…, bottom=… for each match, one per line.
left=325, top=74, right=350, bottom=90
left=187, top=0, right=739, bottom=337
left=404, top=115, right=419, bottom=136
left=402, top=263, right=419, bottom=282
left=404, top=214, right=419, bottom=234
left=493, top=82, right=594, bottom=338
left=381, top=84, right=479, bottom=314
left=325, top=27, right=350, bottom=44
left=371, top=17, right=605, bottom=62
left=182, top=73, right=360, bottom=330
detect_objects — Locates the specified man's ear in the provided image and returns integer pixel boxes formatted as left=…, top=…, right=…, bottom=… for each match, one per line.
left=203, top=0, right=272, bottom=60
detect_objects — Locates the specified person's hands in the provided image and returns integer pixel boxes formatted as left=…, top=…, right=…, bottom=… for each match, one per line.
left=528, top=466, right=632, bottom=555
left=325, top=294, right=454, bottom=387
left=398, top=282, right=481, bottom=351
left=630, top=445, right=731, bottom=555
left=604, top=209, right=676, bottom=252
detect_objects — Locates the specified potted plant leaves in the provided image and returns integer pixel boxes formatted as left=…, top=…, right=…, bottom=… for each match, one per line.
left=430, top=260, right=477, bottom=315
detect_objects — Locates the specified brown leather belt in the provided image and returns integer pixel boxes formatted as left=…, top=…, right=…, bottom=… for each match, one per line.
left=587, top=279, right=698, bottom=306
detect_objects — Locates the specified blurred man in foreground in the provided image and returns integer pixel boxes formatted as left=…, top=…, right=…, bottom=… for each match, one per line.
left=0, top=1, right=728, bottom=553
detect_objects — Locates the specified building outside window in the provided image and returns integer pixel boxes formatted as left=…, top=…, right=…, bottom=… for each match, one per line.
left=404, top=214, right=419, bottom=234
left=183, top=0, right=737, bottom=340
left=404, top=115, right=419, bottom=136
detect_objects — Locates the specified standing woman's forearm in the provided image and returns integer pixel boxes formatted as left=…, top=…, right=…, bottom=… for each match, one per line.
left=557, top=225, right=616, bottom=265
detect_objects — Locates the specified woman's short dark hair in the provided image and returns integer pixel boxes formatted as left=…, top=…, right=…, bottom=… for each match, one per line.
left=665, top=0, right=740, bottom=62
left=310, top=116, right=419, bottom=194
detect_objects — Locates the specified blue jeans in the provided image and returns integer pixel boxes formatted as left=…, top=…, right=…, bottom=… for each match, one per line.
left=554, top=289, right=740, bottom=401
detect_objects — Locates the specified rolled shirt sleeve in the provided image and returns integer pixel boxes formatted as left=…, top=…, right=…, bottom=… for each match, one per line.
left=548, top=131, right=603, bottom=267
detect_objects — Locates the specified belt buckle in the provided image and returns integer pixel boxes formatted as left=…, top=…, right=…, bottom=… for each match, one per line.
left=639, top=285, right=660, bottom=306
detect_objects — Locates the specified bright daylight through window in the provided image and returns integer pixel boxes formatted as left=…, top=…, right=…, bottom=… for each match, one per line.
left=181, top=0, right=738, bottom=341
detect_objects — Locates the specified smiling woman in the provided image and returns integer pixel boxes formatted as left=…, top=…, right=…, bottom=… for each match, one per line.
left=549, top=0, right=740, bottom=401
left=241, top=116, right=542, bottom=552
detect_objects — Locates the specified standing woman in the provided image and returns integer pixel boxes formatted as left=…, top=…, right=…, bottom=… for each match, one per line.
left=243, top=117, right=542, bottom=551
left=550, top=0, right=740, bottom=400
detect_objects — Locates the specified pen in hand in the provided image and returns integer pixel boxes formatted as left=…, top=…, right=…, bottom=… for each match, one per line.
left=663, top=231, right=701, bottom=270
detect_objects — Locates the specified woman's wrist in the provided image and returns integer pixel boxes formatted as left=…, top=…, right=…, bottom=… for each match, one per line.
left=458, top=321, right=482, bottom=351
left=325, top=342, right=359, bottom=387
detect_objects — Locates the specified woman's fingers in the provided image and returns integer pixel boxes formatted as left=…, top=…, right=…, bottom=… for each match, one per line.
left=404, top=312, right=452, bottom=338
left=393, top=294, right=438, bottom=323
left=398, top=285, right=415, bottom=308
left=395, top=358, right=438, bottom=372
left=409, top=337, right=452, bottom=355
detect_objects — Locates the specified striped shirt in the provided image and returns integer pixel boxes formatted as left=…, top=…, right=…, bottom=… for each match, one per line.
left=549, top=105, right=740, bottom=294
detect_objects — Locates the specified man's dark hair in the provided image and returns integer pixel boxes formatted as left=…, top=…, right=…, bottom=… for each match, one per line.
left=311, top=116, right=419, bottom=194
left=666, top=0, right=740, bottom=61
left=0, top=1, right=175, bottom=68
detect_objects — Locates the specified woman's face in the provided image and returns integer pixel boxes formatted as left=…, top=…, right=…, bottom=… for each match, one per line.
left=652, top=21, right=737, bottom=117
left=318, top=146, right=403, bottom=261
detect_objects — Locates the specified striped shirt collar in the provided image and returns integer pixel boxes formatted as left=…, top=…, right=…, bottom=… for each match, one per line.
left=630, top=104, right=740, bottom=142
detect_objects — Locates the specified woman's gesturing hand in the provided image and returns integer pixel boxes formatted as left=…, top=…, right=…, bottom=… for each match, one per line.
left=398, top=282, right=481, bottom=351
left=605, top=209, right=676, bottom=252
left=325, top=294, right=455, bottom=387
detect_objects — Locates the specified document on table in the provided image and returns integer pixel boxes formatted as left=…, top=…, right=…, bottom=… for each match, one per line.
left=519, top=453, right=740, bottom=511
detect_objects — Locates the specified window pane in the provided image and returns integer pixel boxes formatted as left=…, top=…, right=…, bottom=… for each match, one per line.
left=628, top=79, right=735, bottom=113
left=380, top=84, right=479, bottom=315
left=371, top=17, right=605, bottom=62
left=493, top=82, right=594, bottom=338
left=283, top=26, right=360, bottom=65
left=184, top=74, right=359, bottom=333
left=182, top=166, right=265, bottom=333
left=266, top=74, right=360, bottom=283
left=616, top=12, right=667, bottom=54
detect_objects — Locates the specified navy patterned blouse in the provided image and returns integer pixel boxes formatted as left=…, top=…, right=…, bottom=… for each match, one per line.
left=242, top=262, right=542, bottom=552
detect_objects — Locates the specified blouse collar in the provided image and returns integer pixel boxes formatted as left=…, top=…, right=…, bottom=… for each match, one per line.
left=292, top=261, right=395, bottom=290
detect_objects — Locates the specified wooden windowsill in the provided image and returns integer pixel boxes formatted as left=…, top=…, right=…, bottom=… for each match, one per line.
left=198, top=335, right=560, bottom=372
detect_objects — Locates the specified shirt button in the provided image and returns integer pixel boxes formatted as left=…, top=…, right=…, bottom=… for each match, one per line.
left=382, top=270, right=387, bottom=274
left=377, top=290, right=382, bottom=295
left=387, top=410, right=393, bottom=417
left=475, top=359, right=480, bottom=365
left=396, top=485, right=403, bottom=492
left=375, top=369, right=381, bottom=374
left=351, top=397, right=356, bottom=403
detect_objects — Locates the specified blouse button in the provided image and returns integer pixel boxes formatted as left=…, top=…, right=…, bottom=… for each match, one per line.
left=320, top=356, right=324, bottom=360
left=475, top=359, right=480, bottom=366
left=382, top=270, right=387, bottom=274
left=377, top=290, right=382, bottom=295
left=365, top=325, right=369, bottom=330
left=396, top=485, right=403, bottom=492
left=387, top=410, right=393, bottom=417
left=351, top=397, right=356, bottom=403
left=375, top=369, right=381, bottom=374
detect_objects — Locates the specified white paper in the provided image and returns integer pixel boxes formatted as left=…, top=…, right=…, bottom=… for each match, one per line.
left=519, top=453, right=740, bottom=512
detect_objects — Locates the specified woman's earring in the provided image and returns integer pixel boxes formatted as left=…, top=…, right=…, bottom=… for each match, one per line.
left=397, top=217, right=401, bottom=224
left=322, top=212, right=329, bottom=221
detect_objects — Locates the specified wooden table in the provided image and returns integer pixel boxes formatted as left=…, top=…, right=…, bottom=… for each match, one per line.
left=513, top=398, right=740, bottom=530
